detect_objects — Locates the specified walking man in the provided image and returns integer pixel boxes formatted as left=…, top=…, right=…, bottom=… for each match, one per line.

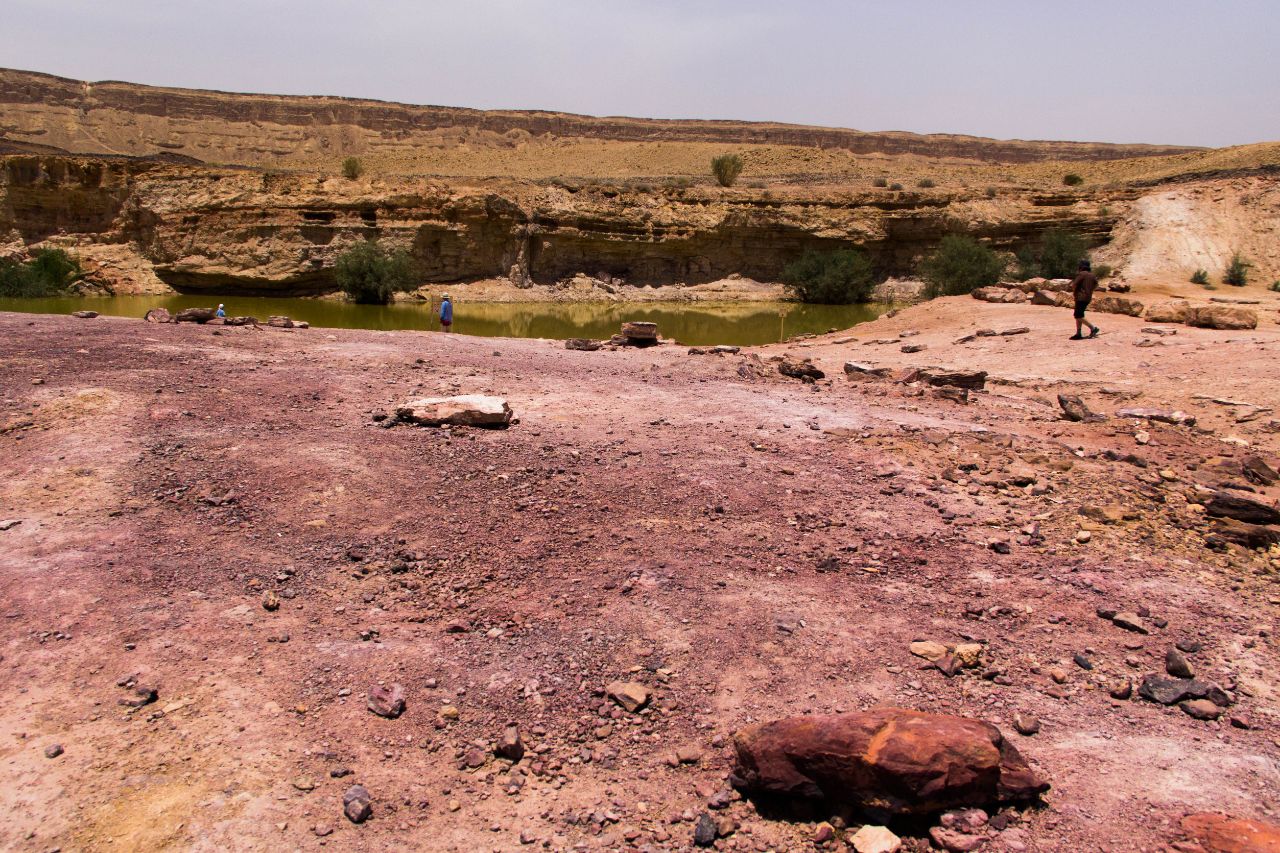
left=1069, top=260, right=1099, bottom=340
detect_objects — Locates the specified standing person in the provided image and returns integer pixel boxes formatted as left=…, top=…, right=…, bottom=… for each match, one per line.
left=438, top=293, right=453, bottom=332
left=215, top=303, right=226, bottom=318
left=1069, top=260, right=1099, bottom=340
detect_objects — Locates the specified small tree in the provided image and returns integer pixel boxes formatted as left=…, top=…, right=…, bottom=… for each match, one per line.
left=918, top=178, right=936, bottom=188
left=888, top=182, right=903, bottom=191
left=921, top=235, right=1005, bottom=298
left=1063, top=173, right=1084, bottom=186
left=1223, top=253, right=1251, bottom=286
left=0, top=248, right=82, bottom=297
left=342, top=157, right=364, bottom=180
left=1022, top=228, right=1088, bottom=279
left=872, top=177, right=888, bottom=188
left=781, top=248, right=876, bottom=304
left=1190, top=268, right=1210, bottom=285
left=334, top=241, right=416, bottom=304
left=711, top=154, right=744, bottom=187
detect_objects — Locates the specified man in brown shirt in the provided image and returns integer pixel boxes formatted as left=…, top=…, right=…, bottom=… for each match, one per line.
left=1069, top=259, right=1100, bottom=340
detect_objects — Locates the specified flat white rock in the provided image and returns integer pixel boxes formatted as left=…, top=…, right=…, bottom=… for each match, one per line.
left=396, top=395, right=512, bottom=427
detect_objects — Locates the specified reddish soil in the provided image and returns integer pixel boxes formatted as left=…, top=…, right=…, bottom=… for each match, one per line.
left=1, top=297, right=1278, bottom=852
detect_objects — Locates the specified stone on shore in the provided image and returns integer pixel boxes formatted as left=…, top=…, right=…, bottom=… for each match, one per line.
left=175, top=307, right=215, bottom=323
left=848, top=825, right=902, bottom=853
left=144, top=307, right=172, bottom=323
left=730, top=708, right=1048, bottom=815
left=565, top=338, right=602, bottom=351
left=71, top=310, right=99, bottom=318
left=395, top=395, right=513, bottom=428
left=1186, top=305, right=1258, bottom=330
left=972, top=286, right=1028, bottom=304
left=778, top=358, right=824, bottom=380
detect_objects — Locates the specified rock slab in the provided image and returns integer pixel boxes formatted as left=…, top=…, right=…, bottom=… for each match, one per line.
left=730, top=708, right=1048, bottom=815
left=396, top=395, right=513, bottom=428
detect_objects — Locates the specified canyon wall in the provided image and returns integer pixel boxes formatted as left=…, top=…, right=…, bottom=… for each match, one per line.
left=1, top=154, right=1126, bottom=295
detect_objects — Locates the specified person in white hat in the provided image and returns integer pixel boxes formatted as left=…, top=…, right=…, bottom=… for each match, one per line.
left=438, top=293, right=453, bottom=332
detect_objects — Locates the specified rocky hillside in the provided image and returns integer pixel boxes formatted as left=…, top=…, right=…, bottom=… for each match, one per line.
left=0, top=67, right=1202, bottom=170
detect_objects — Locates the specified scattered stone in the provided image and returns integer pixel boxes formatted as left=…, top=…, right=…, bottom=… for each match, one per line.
left=693, top=812, right=717, bottom=847
left=0, top=519, right=20, bottom=531
left=1116, top=407, right=1196, bottom=426
left=900, top=343, right=927, bottom=354
left=71, top=310, right=99, bottom=319
left=1204, top=491, right=1280, bottom=525
left=396, top=395, right=513, bottom=428
left=844, top=362, right=892, bottom=380
left=1138, top=675, right=1230, bottom=707
left=972, top=286, right=1028, bottom=304
left=1057, top=394, right=1097, bottom=422
left=1166, top=649, right=1194, bottom=679
left=1180, top=813, right=1280, bottom=853
left=44, top=743, right=63, bottom=759
left=730, top=708, right=1048, bottom=815
left=268, top=315, right=295, bottom=328
left=293, top=777, right=316, bottom=792
left=1180, top=699, right=1222, bottom=720
left=367, top=683, right=407, bottom=719
left=1144, top=300, right=1189, bottom=324
left=120, top=684, right=158, bottom=708
left=565, top=338, right=602, bottom=351
left=144, top=307, right=172, bottom=324
left=1242, top=455, right=1279, bottom=486
left=1093, top=295, right=1144, bottom=317
left=909, top=640, right=948, bottom=662
left=1209, top=518, right=1280, bottom=549
left=848, top=825, right=902, bottom=853
left=343, top=784, right=372, bottom=823
left=496, top=725, right=525, bottom=762
left=929, top=826, right=987, bottom=852
left=606, top=681, right=651, bottom=713
left=261, top=590, right=280, bottom=611
left=778, top=358, right=824, bottom=380
left=1108, top=679, right=1133, bottom=700
left=814, top=822, right=835, bottom=844
left=920, top=370, right=987, bottom=391
left=1111, top=613, right=1149, bottom=634
left=1012, top=714, right=1040, bottom=736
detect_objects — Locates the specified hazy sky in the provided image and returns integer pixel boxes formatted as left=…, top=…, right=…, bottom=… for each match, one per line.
left=3, top=0, right=1277, bottom=147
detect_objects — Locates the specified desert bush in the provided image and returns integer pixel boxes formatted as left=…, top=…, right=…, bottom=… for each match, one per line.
left=921, top=234, right=1005, bottom=298
left=1190, top=268, right=1210, bottom=285
left=0, top=248, right=82, bottom=297
left=872, top=177, right=888, bottom=188
left=781, top=248, right=876, bottom=304
left=918, top=178, right=936, bottom=188
left=334, top=241, right=416, bottom=304
left=888, top=182, right=903, bottom=191
left=1063, top=173, right=1084, bottom=186
left=1224, top=253, right=1251, bottom=286
left=1093, top=263, right=1113, bottom=279
left=711, top=154, right=744, bottom=187
left=985, top=186, right=997, bottom=198
left=1017, top=228, right=1087, bottom=279
left=341, top=157, right=364, bottom=180
left=1270, top=280, right=1280, bottom=293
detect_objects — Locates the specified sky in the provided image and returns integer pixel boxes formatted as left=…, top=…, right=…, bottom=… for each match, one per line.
left=2, top=0, right=1277, bottom=148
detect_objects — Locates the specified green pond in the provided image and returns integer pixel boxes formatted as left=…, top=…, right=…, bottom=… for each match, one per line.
left=0, top=294, right=888, bottom=346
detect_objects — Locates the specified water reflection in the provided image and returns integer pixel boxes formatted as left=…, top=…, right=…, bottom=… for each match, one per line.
left=0, top=295, right=887, bottom=346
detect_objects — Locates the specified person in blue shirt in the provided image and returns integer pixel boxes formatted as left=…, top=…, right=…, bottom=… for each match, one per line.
left=215, top=303, right=226, bottom=318
left=439, top=294, right=453, bottom=332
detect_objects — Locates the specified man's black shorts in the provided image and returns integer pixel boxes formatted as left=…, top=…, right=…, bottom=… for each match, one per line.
left=1073, top=299, right=1091, bottom=319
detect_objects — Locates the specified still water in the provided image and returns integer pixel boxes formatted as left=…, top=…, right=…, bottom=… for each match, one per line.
left=0, top=294, right=888, bottom=346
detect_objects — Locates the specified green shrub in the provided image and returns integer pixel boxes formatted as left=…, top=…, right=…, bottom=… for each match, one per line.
left=341, top=157, right=364, bottom=180
left=1270, top=280, right=1280, bottom=293
left=0, top=248, right=82, bottom=297
left=1063, top=173, right=1084, bottom=186
left=1017, top=228, right=1087, bottom=279
left=1224, top=253, right=1251, bottom=286
left=921, top=234, right=1005, bottom=298
left=918, top=178, right=936, bottom=188
left=985, top=186, right=997, bottom=198
left=872, top=177, right=888, bottom=188
left=711, top=154, right=744, bottom=187
left=334, top=241, right=417, bottom=304
left=1093, top=263, right=1113, bottom=279
left=1190, top=268, right=1210, bottom=285
left=781, top=248, right=876, bottom=304
left=1098, top=205, right=1112, bottom=217
left=888, top=182, right=903, bottom=191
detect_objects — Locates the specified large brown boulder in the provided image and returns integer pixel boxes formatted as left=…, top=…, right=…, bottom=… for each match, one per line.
left=1145, top=300, right=1190, bottom=324
left=1092, top=296, right=1144, bottom=317
left=730, top=708, right=1048, bottom=816
left=1180, top=812, right=1280, bottom=853
left=1204, top=491, right=1280, bottom=525
left=1187, top=305, right=1258, bottom=330
left=971, top=287, right=1028, bottom=304
left=174, top=307, right=215, bottom=323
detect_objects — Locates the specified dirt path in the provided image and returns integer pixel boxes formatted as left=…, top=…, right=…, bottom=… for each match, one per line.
left=1, top=301, right=1277, bottom=852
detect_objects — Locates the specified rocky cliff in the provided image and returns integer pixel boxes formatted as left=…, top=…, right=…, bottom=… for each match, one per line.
left=0, top=67, right=1202, bottom=168
left=1, top=153, right=1128, bottom=295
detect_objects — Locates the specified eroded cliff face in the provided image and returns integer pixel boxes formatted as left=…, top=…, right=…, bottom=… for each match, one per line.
left=1, top=155, right=1127, bottom=294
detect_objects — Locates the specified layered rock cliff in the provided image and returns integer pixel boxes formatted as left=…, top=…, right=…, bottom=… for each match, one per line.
left=1, top=154, right=1128, bottom=295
